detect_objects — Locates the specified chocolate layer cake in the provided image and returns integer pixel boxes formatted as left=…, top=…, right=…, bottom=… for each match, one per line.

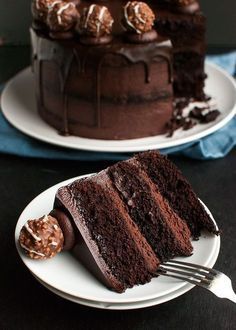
left=19, top=151, right=218, bottom=292
left=31, top=0, right=175, bottom=140
left=30, top=0, right=209, bottom=141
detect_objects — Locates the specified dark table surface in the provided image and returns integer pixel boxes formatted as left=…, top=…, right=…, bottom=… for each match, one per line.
left=1, top=46, right=236, bottom=330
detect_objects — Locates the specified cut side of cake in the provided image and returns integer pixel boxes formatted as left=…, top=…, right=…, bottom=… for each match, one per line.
left=107, top=158, right=193, bottom=261
left=135, top=151, right=218, bottom=238
left=154, top=1, right=206, bottom=100
left=55, top=170, right=160, bottom=293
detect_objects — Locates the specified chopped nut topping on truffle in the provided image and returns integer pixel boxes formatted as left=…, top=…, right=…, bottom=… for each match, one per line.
left=47, top=1, right=80, bottom=32
left=78, top=4, right=114, bottom=37
left=19, top=215, right=64, bottom=260
left=123, top=1, right=155, bottom=34
left=31, top=0, right=62, bottom=23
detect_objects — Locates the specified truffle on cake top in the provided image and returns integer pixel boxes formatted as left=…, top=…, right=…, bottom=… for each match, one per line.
left=122, top=1, right=158, bottom=43
left=77, top=4, right=114, bottom=44
left=47, top=1, right=80, bottom=32
left=123, top=1, right=155, bottom=34
left=78, top=4, right=114, bottom=37
left=31, top=0, right=61, bottom=24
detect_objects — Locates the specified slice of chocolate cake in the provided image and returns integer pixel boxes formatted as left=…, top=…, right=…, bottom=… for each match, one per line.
left=135, top=151, right=218, bottom=238
left=55, top=170, right=159, bottom=293
left=19, top=150, right=218, bottom=293
left=108, top=158, right=193, bottom=262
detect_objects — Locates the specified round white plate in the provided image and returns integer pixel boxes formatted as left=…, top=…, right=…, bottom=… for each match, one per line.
left=34, top=277, right=200, bottom=310
left=2, top=62, right=236, bottom=153
left=15, top=174, right=220, bottom=304
left=32, top=237, right=220, bottom=309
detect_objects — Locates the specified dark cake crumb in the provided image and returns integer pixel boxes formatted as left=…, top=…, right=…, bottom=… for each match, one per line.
left=200, top=110, right=221, bottom=123
left=166, top=97, right=221, bottom=137
left=189, top=106, right=205, bottom=120
left=204, top=95, right=212, bottom=102
left=190, top=107, right=220, bottom=123
left=183, top=117, right=196, bottom=130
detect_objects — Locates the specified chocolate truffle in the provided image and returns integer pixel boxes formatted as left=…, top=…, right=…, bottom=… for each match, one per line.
left=31, top=0, right=61, bottom=23
left=47, top=1, right=79, bottom=32
left=123, top=1, right=155, bottom=34
left=78, top=4, right=114, bottom=38
left=19, top=215, right=64, bottom=260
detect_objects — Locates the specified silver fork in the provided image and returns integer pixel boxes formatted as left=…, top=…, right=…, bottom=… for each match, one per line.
left=156, top=260, right=236, bottom=303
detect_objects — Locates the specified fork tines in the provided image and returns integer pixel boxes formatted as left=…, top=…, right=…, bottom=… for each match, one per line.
left=156, top=260, right=236, bottom=303
left=156, top=259, right=218, bottom=288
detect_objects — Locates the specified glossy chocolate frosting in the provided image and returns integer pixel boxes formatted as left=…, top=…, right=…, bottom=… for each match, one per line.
left=31, top=26, right=173, bottom=139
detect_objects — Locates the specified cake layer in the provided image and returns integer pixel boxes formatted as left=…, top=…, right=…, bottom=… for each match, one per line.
left=152, top=0, right=201, bottom=15
left=55, top=171, right=159, bottom=293
left=31, top=29, right=173, bottom=139
left=173, top=49, right=206, bottom=99
left=135, top=151, right=218, bottom=238
left=154, top=9, right=206, bottom=47
left=108, top=158, right=193, bottom=261
left=39, top=97, right=172, bottom=139
left=154, top=7, right=206, bottom=99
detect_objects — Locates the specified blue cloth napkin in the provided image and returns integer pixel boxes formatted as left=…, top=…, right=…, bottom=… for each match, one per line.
left=0, top=52, right=236, bottom=161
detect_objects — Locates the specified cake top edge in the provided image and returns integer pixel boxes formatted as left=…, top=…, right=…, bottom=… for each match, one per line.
left=31, top=0, right=201, bottom=44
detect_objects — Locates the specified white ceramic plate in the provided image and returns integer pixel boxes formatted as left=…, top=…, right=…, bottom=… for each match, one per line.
left=15, top=174, right=220, bottom=304
left=2, top=62, right=236, bottom=153
left=32, top=237, right=220, bottom=310
left=35, top=275, right=196, bottom=310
